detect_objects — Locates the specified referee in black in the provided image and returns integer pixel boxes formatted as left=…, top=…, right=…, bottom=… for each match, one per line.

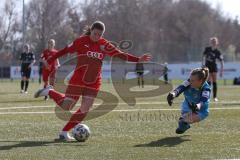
left=19, top=44, right=35, bottom=93
left=202, top=37, right=224, bottom=102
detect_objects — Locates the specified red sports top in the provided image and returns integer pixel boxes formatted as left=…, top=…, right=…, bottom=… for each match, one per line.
left=41, top=49, right=59, bottom=71
left=47, top=35, right=140, bottom=90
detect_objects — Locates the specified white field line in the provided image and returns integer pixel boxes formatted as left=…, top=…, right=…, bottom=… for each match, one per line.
left=0, top=107, right=240, bottom=115
left=0, top=100, right=240, bottom=111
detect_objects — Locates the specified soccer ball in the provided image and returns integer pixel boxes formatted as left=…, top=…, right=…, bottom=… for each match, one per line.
left=72, top=124, right=91, bottom=142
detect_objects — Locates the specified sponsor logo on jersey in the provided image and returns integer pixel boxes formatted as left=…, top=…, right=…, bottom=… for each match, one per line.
left=202, top=90, right=210, bottom=99
left=87, top=51, right=103, bottom=60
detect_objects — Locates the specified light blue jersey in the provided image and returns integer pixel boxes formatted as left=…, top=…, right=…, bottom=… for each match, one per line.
left=174, top=80, right=211, bottom=120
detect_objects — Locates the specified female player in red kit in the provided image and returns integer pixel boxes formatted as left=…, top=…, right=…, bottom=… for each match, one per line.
left=34, top=21, right=151, bottom=141
left=40, top=39, right=60, bottom=100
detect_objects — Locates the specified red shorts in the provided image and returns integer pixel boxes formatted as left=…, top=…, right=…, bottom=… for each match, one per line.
left=68, top=69, right=101, bottom=91
left=65, top=84, right=99, bottom=100
left=42, top=68, right=56, bottom=83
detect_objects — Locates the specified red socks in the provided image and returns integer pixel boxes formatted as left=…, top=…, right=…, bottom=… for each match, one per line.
left=62, top=108, right=87, bottom=131
left=49, top=90, right=65, bottom=105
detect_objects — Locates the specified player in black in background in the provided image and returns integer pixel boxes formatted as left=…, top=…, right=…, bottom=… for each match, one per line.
left=202, top=37, right=224, bottom=102
left=19, top=44, right=35, bottom=93
left=163, top=62, right=169, bottom=84
left=135, top=62, right=144, bottom=88
left=38, top=61, right=43, bottom=84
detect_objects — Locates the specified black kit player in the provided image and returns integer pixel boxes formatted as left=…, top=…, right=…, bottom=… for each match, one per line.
left=19, top=44, right=36, bottom=93
left=202, top=37, right=224, bottom=102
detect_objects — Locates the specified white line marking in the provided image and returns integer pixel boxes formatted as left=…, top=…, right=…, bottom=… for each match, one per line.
left=0, top=100, right=240, bottom=110
left=0, top=106, right=53, bottom=110
left=0, top=107, right=240, bottom=115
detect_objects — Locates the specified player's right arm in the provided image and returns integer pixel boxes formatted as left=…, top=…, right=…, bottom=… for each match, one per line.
left=46, top=38, right=81, bottom=64
left=216, top=50, right=224, bottom=77
left=167, top=79, right=190, bottom=106
left=19, top=53, right=23, bottom=63
left=202, top=47, right=207, bottom=67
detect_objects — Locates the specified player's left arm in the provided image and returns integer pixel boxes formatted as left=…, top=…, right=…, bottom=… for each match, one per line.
left=103, top=40, right=151, bottom=62
left=195, top=88, right=211, bottom=111
left=29, top=54, right=36, bottom=68
left=56, top=58, right=60, bottom=69
left=202, top=47, right=207, bottom=67
left=217, top=50, right=224, bottom=77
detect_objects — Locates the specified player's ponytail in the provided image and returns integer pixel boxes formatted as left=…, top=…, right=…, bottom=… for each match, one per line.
left=83, top=25, right=91, bottom=36
left=191, top=67, right=209, bottom=84
left=83, top=21, right=105, bottom=36
left=202, top=67, right=209, bottom=82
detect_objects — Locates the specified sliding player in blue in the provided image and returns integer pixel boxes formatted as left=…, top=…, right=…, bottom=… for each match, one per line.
left=167, top=67, right=211, bottom=134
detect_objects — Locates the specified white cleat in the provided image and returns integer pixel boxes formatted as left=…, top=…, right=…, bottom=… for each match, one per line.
left=20, top=90, right=24, bottom=94
left=34, top=85, right=53, bottom=98
left=57, top=131, right=75, bottom=141
left=214, top=98, right=219, bottom=102
left=24, top=91, right=28, bottom=94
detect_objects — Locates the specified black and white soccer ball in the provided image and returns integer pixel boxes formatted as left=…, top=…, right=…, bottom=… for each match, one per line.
left=72, top=124, right=91, bottom=142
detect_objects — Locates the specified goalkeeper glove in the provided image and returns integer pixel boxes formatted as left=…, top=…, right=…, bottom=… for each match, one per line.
left=167, top=92, right=176, bottom=106
left=189, top=103, right=200, bottom=113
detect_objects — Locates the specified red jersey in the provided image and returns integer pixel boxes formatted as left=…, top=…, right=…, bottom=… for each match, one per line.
left=47, top=35, right=140, bottom=90
left=41, top=49, right=59, bottom=71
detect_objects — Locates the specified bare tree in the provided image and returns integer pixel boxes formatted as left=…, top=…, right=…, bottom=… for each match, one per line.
left=8, top=0, right=240, bottom=64
left=26, top=0, right=74, bottom=56
left=0, top=0, right=18, bottom=51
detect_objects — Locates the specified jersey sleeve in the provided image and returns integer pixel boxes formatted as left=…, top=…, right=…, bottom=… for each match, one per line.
left=40, top=53, right=44, bottom=59
left=173, top=79, right=191, bottom=97
left=66, top=39, right=79, bottom=54
left=103, top=40, right=140, bottom=62
left=47, top=38, right=81, bottom=64
left=199, top=87, right=211, bottom=109
left=40, top=51, right=46, bottom=60
left=203, top=47, right=208, bottom=56
left=31, top=54, right=35, bottom=61
left=19, top=53, right=23, bottom=61
left=216, top=50, right=224, bottom=61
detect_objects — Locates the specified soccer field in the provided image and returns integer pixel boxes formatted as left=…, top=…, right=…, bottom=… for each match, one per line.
left=0, top=81, right=240, bottom=160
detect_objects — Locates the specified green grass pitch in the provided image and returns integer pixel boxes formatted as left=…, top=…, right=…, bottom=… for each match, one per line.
left=0, top=80, right=239, bottom=160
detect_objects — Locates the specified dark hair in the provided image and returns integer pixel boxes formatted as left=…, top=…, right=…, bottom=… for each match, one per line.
left=83, top=21, right=105, bottom=36
left=191, top=67, right=209, bottom=83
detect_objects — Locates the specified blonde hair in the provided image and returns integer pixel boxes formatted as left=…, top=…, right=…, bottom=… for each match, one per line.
left=48, top=39, right=55, bottom=46
left=191, top=67, right=209, bottom=83
left=210, top=37, right=219, bottom=45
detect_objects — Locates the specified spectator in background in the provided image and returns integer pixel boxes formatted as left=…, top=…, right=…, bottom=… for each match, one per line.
left=163, top=62, right=169, bottom=84
left=135, top=62, right=144, bottom=88
left=38, top=61, right=43, bottom=84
